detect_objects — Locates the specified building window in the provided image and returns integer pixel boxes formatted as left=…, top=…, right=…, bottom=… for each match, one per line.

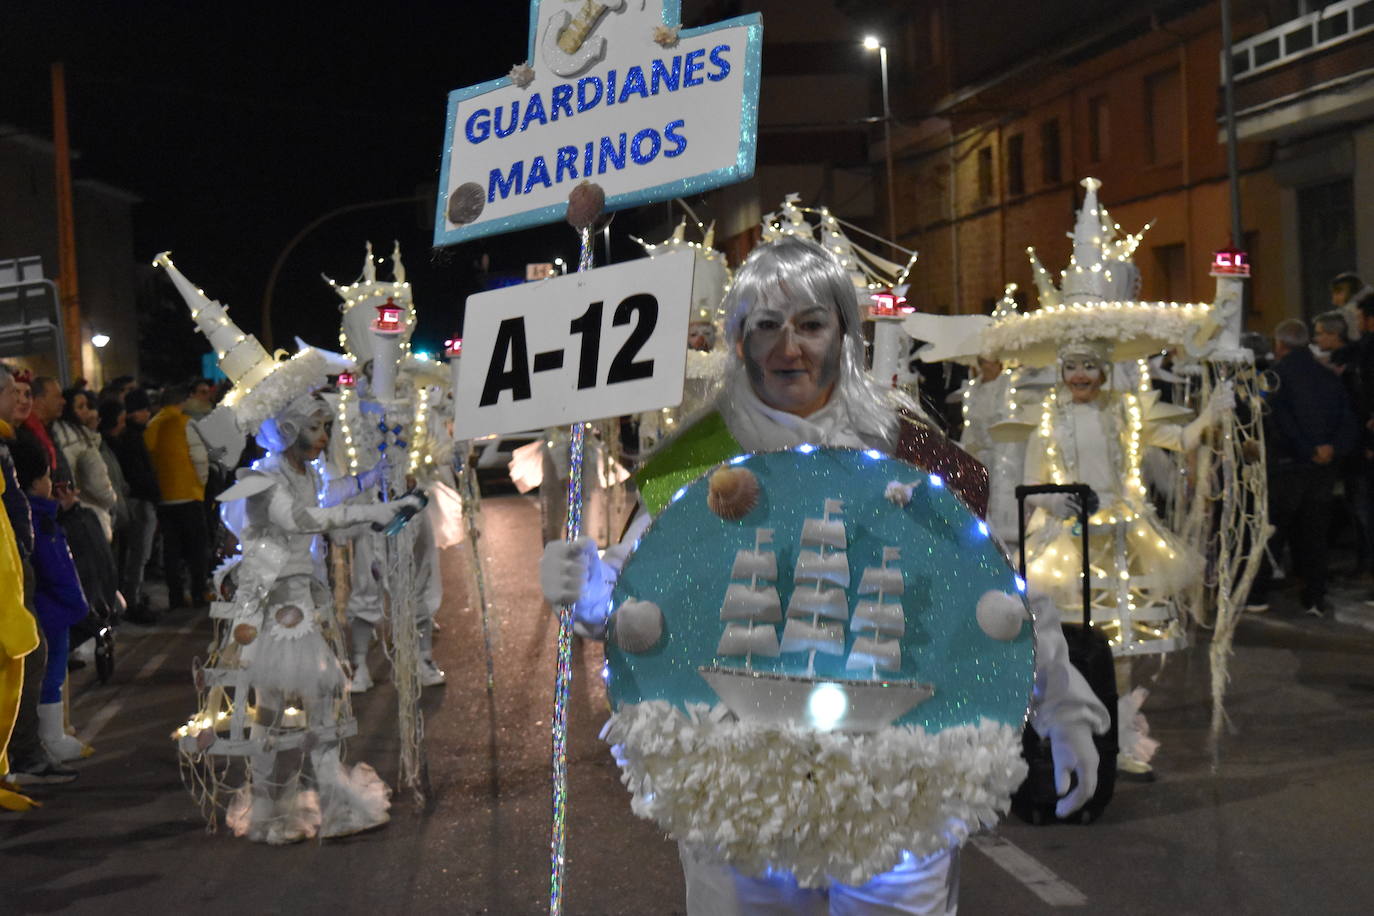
left=977, top=146, right=994, bottom=199
left=1007, top=134, right=1025, bottom=197
left=1088, top=95, right=1109, bottom=163
left=1298, top=179, right=1355, bottom=319
left=1041, top=119, right=1062, bottom=184
left=1145, top=67, right=1183, bottom=165
left=1153, top=243, right=1190, bottom=302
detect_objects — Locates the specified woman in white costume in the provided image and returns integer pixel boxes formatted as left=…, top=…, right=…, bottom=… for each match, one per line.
left=542, top=237, right=1109, bottom=915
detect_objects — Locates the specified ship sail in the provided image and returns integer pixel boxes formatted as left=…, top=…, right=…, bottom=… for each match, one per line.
left=718, top=623, right=781, bottom=658
left=722, top=583, right=782, bottom=622
left=847, top=635, right=902, bottom=672
left=800, top=517, right=846, bottom=550
left=852, top=600, right=904, bottom=636
left=794, top=550, right=851, bottom=588
left=779, top=618, right=846, bottom=655
left=858, top=567, right=903, bottom=596
left=731, top=549, right=777, bottom=581
left=786, top=585, right=849, bottom=621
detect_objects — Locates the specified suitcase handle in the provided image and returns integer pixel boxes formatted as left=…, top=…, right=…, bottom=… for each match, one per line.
left=1015, top=483, right=1093, bottom=637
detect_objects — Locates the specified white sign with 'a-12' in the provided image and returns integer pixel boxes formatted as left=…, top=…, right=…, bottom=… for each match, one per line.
left=455, top=250, right=696, bottom=438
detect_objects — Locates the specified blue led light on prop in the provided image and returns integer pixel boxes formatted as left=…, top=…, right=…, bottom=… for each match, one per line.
left=863, top=449, right=883, bottom=460
left=671, top=485, right=690, bottom=504
left=929, top=474, right=944, bottom=488
left=729, top=454, right=750, bottom=465
left=794, top=443, right=817, bottom=454
left=1015, top=576, right=1027, bottom=593
left=977, top=520, right=990, bottom=537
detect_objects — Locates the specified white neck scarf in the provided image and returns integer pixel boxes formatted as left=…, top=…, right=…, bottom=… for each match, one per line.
left=718, top=372, right=881, bottom=452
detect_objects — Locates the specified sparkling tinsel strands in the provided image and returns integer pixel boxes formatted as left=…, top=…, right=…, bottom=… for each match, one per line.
left=550, top=226, right=594, bottom=915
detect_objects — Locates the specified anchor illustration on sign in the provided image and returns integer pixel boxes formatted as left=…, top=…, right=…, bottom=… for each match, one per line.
left=542, top=0, right=627, bottom=77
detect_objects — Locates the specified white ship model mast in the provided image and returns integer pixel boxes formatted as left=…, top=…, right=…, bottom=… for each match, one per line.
left=716, top=527, right=781, bottom=663
left=850, top=546, right=905, bottom=676
left=782, top=499, right=850, bottom=676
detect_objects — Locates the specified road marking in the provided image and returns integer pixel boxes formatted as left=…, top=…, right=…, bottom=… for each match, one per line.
left=970, top=834, right=1088, bottom=907
left=75, top=620, right=199, bottom=743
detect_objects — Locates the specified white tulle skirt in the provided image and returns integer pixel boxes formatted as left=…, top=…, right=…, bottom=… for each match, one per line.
left=226, top=749, right=391, bottom=845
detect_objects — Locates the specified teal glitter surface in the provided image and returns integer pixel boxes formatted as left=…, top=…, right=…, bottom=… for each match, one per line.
left=606, top=448, right=1034, bottom=731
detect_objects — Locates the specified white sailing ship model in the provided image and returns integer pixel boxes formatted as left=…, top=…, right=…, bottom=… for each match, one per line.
left=699, top=499, right=934, bottom=732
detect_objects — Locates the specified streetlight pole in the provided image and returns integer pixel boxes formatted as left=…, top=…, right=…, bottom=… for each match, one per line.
left=865, top=37, right=898, bottom=246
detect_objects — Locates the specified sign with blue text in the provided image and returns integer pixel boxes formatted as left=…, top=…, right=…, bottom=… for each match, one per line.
left=434, top=1, right=762, bottom=247
left=454, top=250, right=696, bottom=437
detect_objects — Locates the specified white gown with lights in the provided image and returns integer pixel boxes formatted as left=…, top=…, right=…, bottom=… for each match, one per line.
left=1022, top=388, right=1201, bottom=657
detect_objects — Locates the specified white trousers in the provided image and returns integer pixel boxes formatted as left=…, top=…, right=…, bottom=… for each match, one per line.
left=679, top=845, right=958, bottom=916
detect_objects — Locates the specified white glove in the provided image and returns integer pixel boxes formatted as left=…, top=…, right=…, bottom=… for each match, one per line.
left=357, top=494, right=423, bottom=527
left=356, top=456, right=390, bottom=492
left=539, top=536, right=614, bottom=637
left=1048, top=722, right=1100, bottom=818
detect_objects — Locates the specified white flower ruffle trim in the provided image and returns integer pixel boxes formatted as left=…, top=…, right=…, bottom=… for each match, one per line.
left=602, top=701, right=1028, bottom=888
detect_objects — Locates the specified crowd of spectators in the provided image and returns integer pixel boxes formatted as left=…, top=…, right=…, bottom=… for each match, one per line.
left=1246, top=272, right=1374, bottom=617
left=0, top=365, right=229, bottom=795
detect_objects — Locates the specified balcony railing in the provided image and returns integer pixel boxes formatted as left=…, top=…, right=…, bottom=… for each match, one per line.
left=1229, top=0, right=1374, bottom=81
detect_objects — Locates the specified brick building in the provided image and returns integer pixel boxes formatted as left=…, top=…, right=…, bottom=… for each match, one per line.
left=701, top=0, right=1374, bottom=335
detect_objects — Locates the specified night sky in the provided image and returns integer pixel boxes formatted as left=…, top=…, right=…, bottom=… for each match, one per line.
left=1, top=0, right=688, bottom=369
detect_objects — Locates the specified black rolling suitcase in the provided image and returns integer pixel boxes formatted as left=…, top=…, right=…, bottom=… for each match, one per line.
left=1009, top=483, right=1118, bottom=825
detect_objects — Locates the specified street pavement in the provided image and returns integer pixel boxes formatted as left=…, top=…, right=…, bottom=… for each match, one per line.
left=4, top=494, right=1374, bottom=915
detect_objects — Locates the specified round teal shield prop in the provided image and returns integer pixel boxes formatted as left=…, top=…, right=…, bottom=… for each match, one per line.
left=606, top=447, right=1034, bottom=732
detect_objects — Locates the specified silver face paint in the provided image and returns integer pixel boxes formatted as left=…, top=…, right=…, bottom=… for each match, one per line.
left=290, top=416, right=332, bottom=463
left=738, top=299, right=843, bottom=416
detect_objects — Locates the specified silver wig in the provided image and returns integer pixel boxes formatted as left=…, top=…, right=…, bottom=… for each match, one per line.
left=722, top=236, right=921, bottom=444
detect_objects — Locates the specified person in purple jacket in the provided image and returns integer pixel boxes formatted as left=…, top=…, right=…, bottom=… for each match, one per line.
left=11, top=438, right=92, bottom=762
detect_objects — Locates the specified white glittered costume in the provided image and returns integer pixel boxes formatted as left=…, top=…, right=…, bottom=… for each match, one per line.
left=541, top=238, right=1109, bottom=914
left=156, top=253, right=419, bottom=844
left=216, top=397, right=408, bottom=844
left=322, top=242, right=448, bottom=692
left=1021, top=350, right=1215, bottom=655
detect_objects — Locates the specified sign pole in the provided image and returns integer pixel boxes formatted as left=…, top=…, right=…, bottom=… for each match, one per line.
left=550, top=225, right=594, bottom=915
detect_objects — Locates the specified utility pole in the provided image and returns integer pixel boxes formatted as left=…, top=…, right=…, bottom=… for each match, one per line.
left=1220, top=0, right=1243, bottom=248
left=52, top=62, right=83, bottom=382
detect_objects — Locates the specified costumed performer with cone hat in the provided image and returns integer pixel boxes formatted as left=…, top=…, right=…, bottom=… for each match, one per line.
left=158, top=253, right=421, bottom=844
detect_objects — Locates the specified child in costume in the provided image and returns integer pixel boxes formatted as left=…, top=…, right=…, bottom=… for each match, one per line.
left=541, top=237, right=1109, bottom=914
left=980, top=179, right=1233, bottom=777
left=156, top=254, right=420, bottom=844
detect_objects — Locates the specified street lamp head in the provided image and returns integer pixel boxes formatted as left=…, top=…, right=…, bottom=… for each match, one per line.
left=91, top=333, right=110, bottom=349
left=863, top=35, right=881, bottom=51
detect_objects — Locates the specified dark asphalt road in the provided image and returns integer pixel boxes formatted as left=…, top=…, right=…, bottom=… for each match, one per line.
left=5, top=494, right=1374, bottom=915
